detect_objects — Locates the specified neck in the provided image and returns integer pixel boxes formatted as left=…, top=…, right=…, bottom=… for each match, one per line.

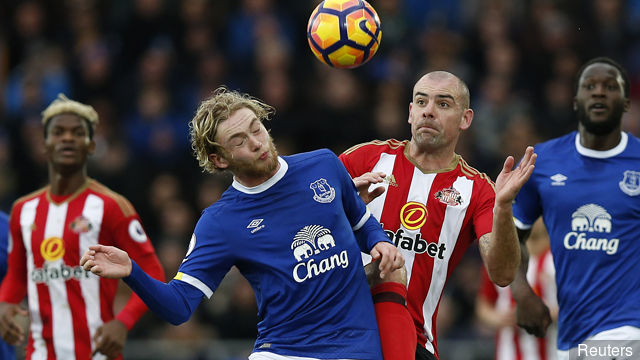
left=234, top=161, right=281, bottom=188
left=578, top=125, right=622, bottom=151
left=406, top=140, right=457, bottom=172
left=49, top=167, right=88, bottom=196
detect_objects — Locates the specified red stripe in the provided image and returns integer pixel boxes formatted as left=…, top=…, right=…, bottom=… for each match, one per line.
left=514, top=329, right=522, bottom=360
left=64, top=194, right=92, bottom=359
left=30, top=196, right=56, bottom=359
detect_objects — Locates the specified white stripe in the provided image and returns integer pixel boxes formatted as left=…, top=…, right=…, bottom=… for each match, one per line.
left=361, top=153, right=396, bottom=265
left=403, top=168, right=436, bottom=286
left=177, top=273, right=213, bottom=298
left=352, top=208, right=371, bottom=231
left=249, top=351, right=355, bottom=360
left=21, top=198, right=47, bottom=360
left=45, top=202, right=76, bottom=359
left=520, top=328, right=541, bottom=360
left=513, top=217, right=532, bottom=230
left=422, top=176, right=473, bottom=352
left=80, top=194, right=104, bottom=354
left=496, top=326, right=516, bottom=360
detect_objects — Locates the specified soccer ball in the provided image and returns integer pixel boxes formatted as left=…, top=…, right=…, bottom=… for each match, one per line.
left=307, top=0, right=382, bottom=69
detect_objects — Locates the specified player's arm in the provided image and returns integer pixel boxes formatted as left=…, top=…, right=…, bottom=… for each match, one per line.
left=509, top=227, right=551, bottom=337
left=0, top=208, right=29, bottom=345
left=479, top=147, right=536, bottom=286
left=112, top=216, right=166, bottom=330
left=81, top=245, right=203, bottom=325
left=334, top=152, right=403, bottom=276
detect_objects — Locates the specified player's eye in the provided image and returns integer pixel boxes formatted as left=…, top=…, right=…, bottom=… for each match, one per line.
left=230, top=137, right=245, bottom=147
left=439, top=101, right=450, bottom=108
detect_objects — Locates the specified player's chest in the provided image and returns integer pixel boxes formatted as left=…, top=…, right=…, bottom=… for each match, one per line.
left=20, top=199, right=106, bottom=262
left=537, top=161, right=640, bottom=215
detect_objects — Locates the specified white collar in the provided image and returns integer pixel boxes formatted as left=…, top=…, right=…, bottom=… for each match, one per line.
left=232, top=156, right=288, bottom=194
left=575, top=132, right=627, bottom=159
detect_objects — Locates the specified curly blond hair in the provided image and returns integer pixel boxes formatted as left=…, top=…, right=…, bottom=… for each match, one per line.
left=189, top=87, right=275, bottom=173
left=41, top=94, right=99, bottom=138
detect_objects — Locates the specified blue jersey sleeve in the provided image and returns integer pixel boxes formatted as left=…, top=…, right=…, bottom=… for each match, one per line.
left=124, top=260, right=204, bottom=325
left=0, top=211, right=8, bottom=280
left=331, top=153, right=390, bottom=252
left=173, top=211, right=235, bottom=299
left=512, top=153, right=542, bottom=230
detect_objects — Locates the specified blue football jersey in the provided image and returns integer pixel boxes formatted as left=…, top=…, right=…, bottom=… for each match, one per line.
left=0, top=211, right=15, bottom=360
left=513, top=132, right=640, bottom=350
left=176, top=150, right=386, bottom=359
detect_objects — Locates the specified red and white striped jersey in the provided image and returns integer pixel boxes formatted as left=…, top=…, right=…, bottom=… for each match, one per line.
left=478, top=249, right=557, bottom=360
left=0, top=179, right=165, bottom=360
left=340, top=139, right=496, bottom=356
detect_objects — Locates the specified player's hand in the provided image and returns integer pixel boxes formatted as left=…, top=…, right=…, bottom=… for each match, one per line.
left=515, top=292, right=551, bottom=338
left=353, top=172, right=386, bottom=204
left=92, top=319, right=128, bottom=359
left=370, top=241, right=404, bottom=279
left=80, top=244, right=132, bottom=279
left=0, top=302, right=28, bottom=345
left=494, top=146, right=537, bottom=206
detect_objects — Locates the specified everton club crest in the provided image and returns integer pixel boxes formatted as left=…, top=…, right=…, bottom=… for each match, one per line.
left=434, top=186, right=463, bottom=206
left=619, top=170, right=640, bottom=196
left=310, top=178, right=335, bottom=203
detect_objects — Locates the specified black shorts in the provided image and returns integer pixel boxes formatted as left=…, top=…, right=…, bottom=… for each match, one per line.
left=416, top=344, right=438, bottom=360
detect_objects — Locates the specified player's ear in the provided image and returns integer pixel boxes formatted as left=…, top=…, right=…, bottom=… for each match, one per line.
left=408, top=102, right=413, bottom=124
left=573, top=97, right=578, bottom=111
left=87, top=139, right=96, bottom=155
left=623, top=97, right=631, bottom=113
left=209, top=153, right=229, bottom=169
left=459, top=108, right=473, bottom=130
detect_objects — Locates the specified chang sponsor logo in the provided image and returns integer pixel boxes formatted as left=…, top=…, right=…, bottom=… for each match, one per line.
left=290, top=225, right=348, bottom=283
left=563, top=204, right=619, bottom=255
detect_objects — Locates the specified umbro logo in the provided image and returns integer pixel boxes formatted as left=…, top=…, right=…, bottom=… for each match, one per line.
left=247, top=219, right=265, bottom=233
left=550, top=173, right=567, bottom=186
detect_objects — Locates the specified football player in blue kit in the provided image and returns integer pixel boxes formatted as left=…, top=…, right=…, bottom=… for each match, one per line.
left=81, top=88, right=407, bottom=360
left=510, top=57, right=640, bottom=359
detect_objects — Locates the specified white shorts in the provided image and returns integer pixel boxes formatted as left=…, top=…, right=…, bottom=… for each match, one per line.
left=249, top=352, right=355, bottom=360
left=557, top=326, right=640, bottom=360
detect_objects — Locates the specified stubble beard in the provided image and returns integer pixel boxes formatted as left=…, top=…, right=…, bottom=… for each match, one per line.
left=228, top=138, right=279, bottom=179
left=576, top=101, right=624, bottom=136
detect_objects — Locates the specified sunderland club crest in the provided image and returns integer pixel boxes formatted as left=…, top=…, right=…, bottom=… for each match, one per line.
left=434, top=186, right=463, bottom=206
left=619, top=170, right=640, bottom=196
left=310, top=178, right=335, bottom=203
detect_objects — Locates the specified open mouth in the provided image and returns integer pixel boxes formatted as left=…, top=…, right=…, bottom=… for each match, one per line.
left=589, top=103, right=607, bottom=113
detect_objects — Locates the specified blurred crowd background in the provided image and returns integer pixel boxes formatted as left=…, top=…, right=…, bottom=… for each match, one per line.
left=1, top=0, right=640, bottom=359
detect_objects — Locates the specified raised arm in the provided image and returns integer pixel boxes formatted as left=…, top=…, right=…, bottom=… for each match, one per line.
left=81, top=245, right=203, bottom=325
left=479, top=147, right=536, bottom=286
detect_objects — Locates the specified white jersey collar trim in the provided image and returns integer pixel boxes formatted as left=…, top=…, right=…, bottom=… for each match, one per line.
left=575, top=132, right=627, bottom=158
left=232, top=157, right=288, bottom=194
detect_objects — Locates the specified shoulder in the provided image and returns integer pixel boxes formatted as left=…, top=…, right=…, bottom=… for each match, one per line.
left=534, top=132, right=576, bottom=156
left=341, top=139, right=406, bottom=158
left=458, top=156, right=495, bottom=190
left=626, top=132, right=640, bottom=148
left=86, top=179, right=137, bottom=218
left=12, top=186, right=47, bottom=209
left=285, top=149, right=337, bottom=163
